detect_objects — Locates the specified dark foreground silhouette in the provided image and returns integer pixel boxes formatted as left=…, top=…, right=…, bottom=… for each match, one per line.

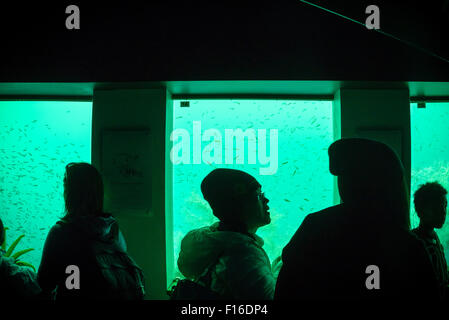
left=275, top=138, right=440, bottom=300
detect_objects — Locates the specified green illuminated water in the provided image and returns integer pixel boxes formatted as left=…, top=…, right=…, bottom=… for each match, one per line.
left=1, top=99, right=447, bottom=281
left=172, top=100, right=335, bottom=278
left=411, top=102, right=449, bottom=260
left=0, top=101, right=92, bottom=270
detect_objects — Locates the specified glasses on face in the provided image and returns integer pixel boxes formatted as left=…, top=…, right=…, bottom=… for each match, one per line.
left=256, top=191, right=265, bottom=201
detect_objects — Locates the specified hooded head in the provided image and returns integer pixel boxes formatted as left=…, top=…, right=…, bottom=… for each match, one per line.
left=201, top=169, right=270, bottom=232
left=328, top=138, right=410, bottom=229
left=62, top=162, right=104, bottom=221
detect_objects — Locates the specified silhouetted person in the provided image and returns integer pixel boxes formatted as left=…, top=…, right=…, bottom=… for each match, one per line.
left=177, top=168, right=276, bottom=299
left=275, top=138, right=439, bottom=300
left=412, top=182, right=449, bottom=298
left=38, top=162, right=145, bottom=300
left=0, top=217, right=42, bottom=299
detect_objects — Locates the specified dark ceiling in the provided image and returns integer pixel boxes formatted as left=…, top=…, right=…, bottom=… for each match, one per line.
left=1, top=0, right=448, bottom=82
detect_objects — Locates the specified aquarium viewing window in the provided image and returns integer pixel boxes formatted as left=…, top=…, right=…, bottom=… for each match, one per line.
left=410, top=102, right=449, bottom=261
left=0, top=101, right=92, bottom=271
left=170, top=99, right=334, bottom=278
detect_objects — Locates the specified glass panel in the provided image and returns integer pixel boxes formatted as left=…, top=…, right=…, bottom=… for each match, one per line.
left=171, top=99, right=334, bottom=278
left=411, top=102, right=449, bottom=261
left=0, top=101, right=92, bottom=270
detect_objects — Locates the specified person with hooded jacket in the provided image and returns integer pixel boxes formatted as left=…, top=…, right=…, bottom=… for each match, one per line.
left=275, top=138, right=440, bottom=300
left=177, top=168, right=276, bottom=300
left=37, top=162, right=145, bottom=300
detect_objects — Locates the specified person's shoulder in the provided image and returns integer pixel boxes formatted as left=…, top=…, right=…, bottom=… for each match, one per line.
left=410, top=227, right=426, bottom=238
left=396, top=227, right=422, bottom=241
left=388, top=227, right=429, bottom=253
left=181, top=223, right=218, bottom=242
left=283, top=204, right=345, bottom=251
left=226, top=238, right=269, bottom=265
left=225, top=234, right=270, bottom=263
left=303, top=204, right=345, bottom=224
left=49, top=220, right=68, bottom=233
left=45, top=220, right=75, bottom=243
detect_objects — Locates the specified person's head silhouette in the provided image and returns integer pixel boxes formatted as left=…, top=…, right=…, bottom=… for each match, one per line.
left=328, top=138, right=410, bottom=229
left=201, top=168, right=270, bottom=234
left=414, top=182, right=447, bottom=230
left=62, top=162, right=104, bottom=220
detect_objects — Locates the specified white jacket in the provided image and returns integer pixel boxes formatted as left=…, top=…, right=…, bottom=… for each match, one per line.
left=177, top=222, right=275, bottom=300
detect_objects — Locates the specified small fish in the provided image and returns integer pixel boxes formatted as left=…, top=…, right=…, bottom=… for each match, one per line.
left=304, top=198, right=309, bottom=202
left=284, top=199, right=291, bottom=202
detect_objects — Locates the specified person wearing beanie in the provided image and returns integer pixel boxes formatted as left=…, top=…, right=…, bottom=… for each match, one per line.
left=275, top=138, right=440, bottom=300
left=177, top=168, right=276, bottom=299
